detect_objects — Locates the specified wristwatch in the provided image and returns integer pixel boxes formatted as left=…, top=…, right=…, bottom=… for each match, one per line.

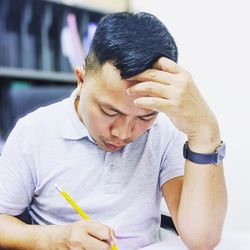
left=183, top=141, right=226, bottom=165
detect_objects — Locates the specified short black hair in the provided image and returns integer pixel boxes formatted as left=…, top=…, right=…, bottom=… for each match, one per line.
left=85, top=12, right=178, bottom=78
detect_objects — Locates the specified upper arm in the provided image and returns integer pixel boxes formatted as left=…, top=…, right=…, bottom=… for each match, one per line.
left=161, top=176, right=183, bottom=232
left=0, top=120, right=34, bottom=215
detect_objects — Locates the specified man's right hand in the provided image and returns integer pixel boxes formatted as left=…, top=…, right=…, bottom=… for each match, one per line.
left=54, top=219, right=116, bottom=250
left=0, top=214, right=116, bottom=250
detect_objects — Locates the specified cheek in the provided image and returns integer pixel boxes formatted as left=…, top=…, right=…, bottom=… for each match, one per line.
left=86, top=109, right=112, bottom=132
left=80, top=96, right=112, bottom=136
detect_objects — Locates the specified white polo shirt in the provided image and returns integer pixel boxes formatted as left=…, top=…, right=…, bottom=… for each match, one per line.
left=0, top=89, right=186, bottom=250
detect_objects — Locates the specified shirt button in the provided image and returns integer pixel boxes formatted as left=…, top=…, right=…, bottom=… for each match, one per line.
left=108, top=164, right=115, bottom=172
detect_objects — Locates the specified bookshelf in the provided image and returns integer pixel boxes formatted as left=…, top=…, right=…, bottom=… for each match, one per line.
left=0, top=0, right=129, bottom=140
left=0, top=67, right=75, bottom=84
left=0, top=0, right=106, bottom=72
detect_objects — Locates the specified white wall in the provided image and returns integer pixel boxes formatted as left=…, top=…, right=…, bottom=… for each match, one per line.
left=131, top=0, right=250, bottom=232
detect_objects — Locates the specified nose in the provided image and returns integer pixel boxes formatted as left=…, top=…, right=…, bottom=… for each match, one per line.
left=110, top=116, right=133, bottom=142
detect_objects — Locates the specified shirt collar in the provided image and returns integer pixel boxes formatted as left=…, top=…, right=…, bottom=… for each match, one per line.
left=58, top=89, right=95, bottom=142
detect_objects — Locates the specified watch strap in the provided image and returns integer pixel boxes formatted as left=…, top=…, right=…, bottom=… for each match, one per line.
left=183, top=141, right=225, bottom=165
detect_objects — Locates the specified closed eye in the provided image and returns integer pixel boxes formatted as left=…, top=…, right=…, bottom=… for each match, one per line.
left=139, top=116, right=155, bottom=122
left=100, top=107, right=118, bottom=117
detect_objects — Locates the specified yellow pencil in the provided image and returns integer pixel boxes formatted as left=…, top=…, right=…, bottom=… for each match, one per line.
left=55, top=184, right=119, bottom=250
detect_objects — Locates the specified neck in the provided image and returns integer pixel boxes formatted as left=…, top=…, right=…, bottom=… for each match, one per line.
left=74, top=97, right=83, bottom=122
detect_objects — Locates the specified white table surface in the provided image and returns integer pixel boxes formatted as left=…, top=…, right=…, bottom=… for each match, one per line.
left=138, top=230, right=250, bottom=250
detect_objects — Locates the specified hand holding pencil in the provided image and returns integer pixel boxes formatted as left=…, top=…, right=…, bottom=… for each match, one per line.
left=55, top=184, right=119, bottom=250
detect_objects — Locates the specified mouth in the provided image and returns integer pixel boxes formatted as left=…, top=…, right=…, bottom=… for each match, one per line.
left=103, top=142, right=124, bottom=151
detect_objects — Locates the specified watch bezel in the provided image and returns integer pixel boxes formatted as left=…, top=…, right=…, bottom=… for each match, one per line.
left=215, top=142, right=226, bottom=164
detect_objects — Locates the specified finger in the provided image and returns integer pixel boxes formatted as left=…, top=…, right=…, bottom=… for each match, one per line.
left=153, top=57, right=184, bottom=74
left=110, top=229, right=118, bottom=248
left=86, top=221, right=113, bottom=242
left=134, top=97, right=171, bottom=112
left=128, top=81, right=172, bottom=99
left=128, top=68, right=174, bottom=84
left=84, top=235, right=111, bottom=250
left=71, top=248, right=85, bottom=250
left=70, top=247, right=83, bottom=250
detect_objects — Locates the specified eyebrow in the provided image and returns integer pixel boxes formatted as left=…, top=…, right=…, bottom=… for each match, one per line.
left=100, top=103, right=158, bottom=117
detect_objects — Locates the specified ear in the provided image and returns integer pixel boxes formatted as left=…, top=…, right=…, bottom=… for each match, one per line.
left=75, top=67, right=85, bottom=93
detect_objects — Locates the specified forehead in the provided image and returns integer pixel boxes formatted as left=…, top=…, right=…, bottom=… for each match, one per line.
left=88, top=62, right=136, bottom=100
left=95, top=62, right=134, bottom=93
left=87, top=62, right=151, bottom=115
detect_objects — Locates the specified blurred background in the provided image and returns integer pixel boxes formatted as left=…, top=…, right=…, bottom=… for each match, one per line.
left=0, top=0, right=249, bottom=236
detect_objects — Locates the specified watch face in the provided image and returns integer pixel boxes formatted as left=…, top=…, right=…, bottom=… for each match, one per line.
left=216, top=143, right=226, bottom=163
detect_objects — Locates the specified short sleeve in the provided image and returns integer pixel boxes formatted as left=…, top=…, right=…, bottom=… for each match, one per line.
left=0, top=119, right=35, bottom=215
left=159, top=129, right=186, bottom=187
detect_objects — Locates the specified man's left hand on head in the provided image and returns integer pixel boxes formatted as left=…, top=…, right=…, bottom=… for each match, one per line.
left=127, top=56, right=220, bottom=146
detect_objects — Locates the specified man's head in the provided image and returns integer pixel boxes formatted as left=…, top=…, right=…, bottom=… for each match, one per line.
left=85, top=12, right=178, bottom=78
left=75, top=12, right=178, bottom=152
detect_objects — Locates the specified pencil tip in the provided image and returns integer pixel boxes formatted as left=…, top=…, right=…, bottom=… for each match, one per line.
left=55, top=184, right=62, bottom=192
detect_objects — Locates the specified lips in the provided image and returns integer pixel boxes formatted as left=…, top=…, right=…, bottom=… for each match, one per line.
left=104, top=142, right=124, bottom=151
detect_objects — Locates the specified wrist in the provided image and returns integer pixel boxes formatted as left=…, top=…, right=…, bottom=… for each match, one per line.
left=29, top=224, right=67, bottom=250
left=188, top=120, right=221, bottom=153
left=183, top=140, right=225, bottom=165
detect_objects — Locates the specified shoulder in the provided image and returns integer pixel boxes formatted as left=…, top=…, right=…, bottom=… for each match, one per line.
left=9, top=98, right=69, bottom=145
left=18, top=98, right=68, bottom=130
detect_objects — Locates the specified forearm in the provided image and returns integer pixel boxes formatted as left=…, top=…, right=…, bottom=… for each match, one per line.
left=178, top=162, right=227, bottom=248
left=178, top=128, right=227, bottom=249
left=0, top=214, right=65, bottom=250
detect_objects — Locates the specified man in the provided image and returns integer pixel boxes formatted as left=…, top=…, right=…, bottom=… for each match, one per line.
left=0, top=12, right=227, bottom=250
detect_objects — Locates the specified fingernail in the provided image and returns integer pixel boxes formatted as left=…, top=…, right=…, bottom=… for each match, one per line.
left=126, top=88, right=131, bottom=95
left=110, top=238, right=119, bottom=250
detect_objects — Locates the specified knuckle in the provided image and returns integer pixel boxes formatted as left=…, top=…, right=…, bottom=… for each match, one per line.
left=158, top=56, right=165, bottom=63
left=105, top=226, right=113, bottom=238
left=156, top=57, right=164, bottom=67
left=145, top=82, right=153, bottom=91
left=98, top=225, right=113, bottom=240
left=184, top=70, right=192, bottom=78
left=178, top=76, right=188, bottom=86
left=148, top=69, right=157, bottom=79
